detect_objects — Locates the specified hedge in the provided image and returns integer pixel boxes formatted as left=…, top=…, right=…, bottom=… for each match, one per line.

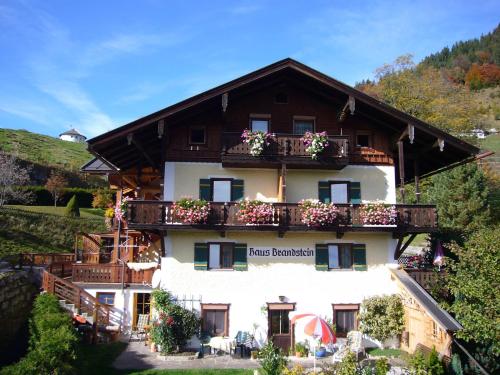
left=11, top=186, right=95, bottom=207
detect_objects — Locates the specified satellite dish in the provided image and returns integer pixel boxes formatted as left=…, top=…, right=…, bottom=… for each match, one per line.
left=152, top=269, right=162, bottom=289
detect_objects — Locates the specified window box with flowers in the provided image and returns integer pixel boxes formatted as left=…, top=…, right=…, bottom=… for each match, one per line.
left=241, top=129, right=276, bottom=156
left=359, top=202, right=397, bottom=226
left=298, top=199, right=340, bottom=227
left=171, top=198, right=210, bottom=224
left=237, top=199, right=275, bottom=225
left=300, top=131, right=329, bottom=159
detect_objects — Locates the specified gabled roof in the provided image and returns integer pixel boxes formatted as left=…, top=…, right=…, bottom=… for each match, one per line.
left=60, top=128, right=86, bottom=138
left=87, top=58, right=481, bottom=177
left=80, top=156, right=119, bottom=174
left=391, top=268, right=462, bottom=332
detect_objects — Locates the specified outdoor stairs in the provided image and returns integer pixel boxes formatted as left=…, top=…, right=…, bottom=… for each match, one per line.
left=58, top=299, right=94, bottom=324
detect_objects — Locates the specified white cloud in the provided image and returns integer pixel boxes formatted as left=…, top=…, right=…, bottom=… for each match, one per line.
left=229, top=4, right=262, bottom=15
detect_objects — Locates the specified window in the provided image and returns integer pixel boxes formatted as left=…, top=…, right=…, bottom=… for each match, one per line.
left=293, top=118, right=314, bottom=135
left=275, top=92, right=288, bottom=104
left=96, top=292, right=115, bottom=306
left=202, top=304, right=229, bottom=336
left=269, top=309, right=290, bottom=335
left=333, top=304, right=359, bottom=337
left=209, top=243, right=234, bottom=269
left=134, top=293, right=151, bottom=327
left=189, top=126, right=206, bottom=144
left=250, top=119, right=269, bottom=133
left=327, top=244, right=352, bottom=269
left=212, top=179, right=232, bottom=202
left=356, top=133, right=371, bottom=148
left=330, top=182, right=349, bottom=204
left=431, top=321, right=439, bottom=340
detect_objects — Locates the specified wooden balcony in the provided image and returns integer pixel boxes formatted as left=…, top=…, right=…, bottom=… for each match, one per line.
left=221, top=133, right=349, bottom=169
left=127, top=201, right=438, bottom=234
left=72, top=263, right=156, bottom=284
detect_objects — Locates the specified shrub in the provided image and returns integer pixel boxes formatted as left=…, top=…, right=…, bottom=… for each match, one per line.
left=92, top=188, right=113, bottom=208
left=1, top=294, right=78, bottom=375
left=359, top=295, right=404, bottom=347
left=374, top=357, right=390, bottom=375
left=64, top=195, right=80, bottom=217
left=13, top=186, right=95, bottom=207
left=336, top=352, right=360, bottom=375
left=408, top=348, right=445, bottom=375
left=150, top=290, right=200, bottom=353
left=258, top=341, right=287, bottom=375
left=450, top=353, right=463, bottom=375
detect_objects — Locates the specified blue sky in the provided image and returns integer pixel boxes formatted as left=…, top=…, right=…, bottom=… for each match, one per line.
left=0, top=0, right=498, bottom=139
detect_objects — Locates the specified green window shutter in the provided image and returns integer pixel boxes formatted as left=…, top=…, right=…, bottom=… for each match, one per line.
left=199, top=179, right=211, bottom=201
left=352, top=244, right=367, bottom=271
left=231, top=179, right=244, bottom=201
left=350, top=182, right=361, bottom=204
left=318, top=181, right=331, bottom=203
left=315, top=244, right=329, bottom=271
left=194, top=243, right=208, bottom=270
left=233, top=243, right=247, bottom=271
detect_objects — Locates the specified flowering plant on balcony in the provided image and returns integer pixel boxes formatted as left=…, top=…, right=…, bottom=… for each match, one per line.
left=298, top=199, right=339, bottom=227
left=171, top=197, right=210, bottom=224
left=237, top=199, right=274, bottom=224
left=359, top=201, right=397, bottom=225
left=300, top=131, right=329, bottom=159
left=114, top=196, right=131, bottom=221
left=241, top=129, right=275, bottom=156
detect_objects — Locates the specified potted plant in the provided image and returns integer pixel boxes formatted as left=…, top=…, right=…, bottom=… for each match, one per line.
left=295, top=341, right=309, bottom=358
left=241, top=129, right=276, bottom=156
left=298, top=199, right=339, bottom=227
left=300, top=131, right=329, bottom=159
left=171, top=197, right=210, bottom=224
left=315, top=345, right=327, bottom=358
left=237, top=199, right=274, bottom=224
left=359, top=201, right=397, bottom=225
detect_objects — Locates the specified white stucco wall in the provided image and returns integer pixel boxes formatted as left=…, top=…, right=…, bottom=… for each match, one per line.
left=160, top=231, right=399, bottom=346
left=60, top=134, right=86, bottom=143
left=81, top=285, right=152, bottom=333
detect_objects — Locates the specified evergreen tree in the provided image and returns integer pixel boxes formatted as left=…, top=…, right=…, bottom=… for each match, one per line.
left=428, top=163, right=490, bottom=236
left=65, top=195, right=80, bottom=217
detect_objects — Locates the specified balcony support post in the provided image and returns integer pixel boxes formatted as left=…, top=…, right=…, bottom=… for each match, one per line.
left=398, top=141, right=405, bottom=203
left=414, top=159, right=420, bottom=203
left=394, top=233, right=417, bottom=260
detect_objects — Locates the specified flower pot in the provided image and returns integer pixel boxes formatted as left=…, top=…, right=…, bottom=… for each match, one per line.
left=315, top=347, right=326, bottom=358
left=150, top=343, right=157, bottom=352
left=251, top=350, right=259, bottom=360
left=295, top=352, right=303, bottom=358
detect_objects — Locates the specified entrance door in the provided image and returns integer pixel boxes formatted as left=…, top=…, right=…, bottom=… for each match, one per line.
left=268, top=304, right=294, bottom=353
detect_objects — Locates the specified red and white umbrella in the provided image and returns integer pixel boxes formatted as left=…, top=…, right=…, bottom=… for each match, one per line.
left=291, top=313, right=336, bottom=345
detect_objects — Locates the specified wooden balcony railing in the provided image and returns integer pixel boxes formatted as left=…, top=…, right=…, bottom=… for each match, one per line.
left=72, top=263, right=156, bottom=284
left=222, top=133, right=349, bottom=167
left=127, top=201, right=438, bottom=233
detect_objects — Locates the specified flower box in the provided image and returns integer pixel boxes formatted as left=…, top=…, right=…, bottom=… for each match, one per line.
left=298, top=199, right=339, bottom=227
left=241, top=129, right=275, bottom=156
left=237, top=200, right=274, bottom=224
left=300, top=131, right=329, bottom=159
left=171, top=198, right=210, bottom=224
left=359, top=202, right=397, bottom=225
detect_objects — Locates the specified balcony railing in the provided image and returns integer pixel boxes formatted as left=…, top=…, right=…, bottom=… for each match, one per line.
left=72, top=263, right=156, bottom=284
left=222, top=133, right=349, bottom=167
left=127, top=201, right=438, bottom=233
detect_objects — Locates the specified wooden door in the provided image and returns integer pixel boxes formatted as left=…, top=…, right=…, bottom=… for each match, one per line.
left=268, top=308, right=293, bottom=353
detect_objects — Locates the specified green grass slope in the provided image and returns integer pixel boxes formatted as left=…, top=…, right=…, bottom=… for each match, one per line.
left=0, top=128, right=92, bottom=172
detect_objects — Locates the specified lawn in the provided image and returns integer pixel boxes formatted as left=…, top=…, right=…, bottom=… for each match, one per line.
left=5, top=205, right=105, bottom=218
left=366, top=348, right=404, bottom=358
left=480, top=133, right=500, bottom=154
left=127, top=371, right=254, bottom=375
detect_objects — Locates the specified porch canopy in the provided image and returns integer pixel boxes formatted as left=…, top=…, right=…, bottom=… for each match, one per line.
left=86, top=58, right=482, bottom=185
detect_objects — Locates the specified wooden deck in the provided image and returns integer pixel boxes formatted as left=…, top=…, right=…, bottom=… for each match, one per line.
left=127, top=201, right=438, bottom=234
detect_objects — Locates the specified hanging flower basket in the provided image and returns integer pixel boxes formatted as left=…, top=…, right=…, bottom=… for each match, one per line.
left=241, top=129, right=276, bottom=156
left=237, top=200, right=274, bottom=224
left=298, top=199, right=339, bottom=227
left=171, top=198, right=210, bottom=224
left=359, top=202, right=397, bottom=225
left=114, top=196, right=131, bottom=221
left=300, top=131, right=329, bottom=159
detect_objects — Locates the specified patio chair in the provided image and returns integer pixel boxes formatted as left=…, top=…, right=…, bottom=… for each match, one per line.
left=234, top=331, right=252, bottom=357
left=129, top=314, right=150, bottom=342
left=332, top=331, right=365, bottom=362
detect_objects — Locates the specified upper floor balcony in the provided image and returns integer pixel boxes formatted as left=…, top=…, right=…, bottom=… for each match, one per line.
left=127, top=200, right=437, bottom=235
left=221, top=133, right=350, bottom=169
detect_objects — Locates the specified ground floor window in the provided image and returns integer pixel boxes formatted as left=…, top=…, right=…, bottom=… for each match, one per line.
left=134, top=293, right=151, bottom=327
left=96, top=292, right=115, bottom=306
left=201, top=304, right=229, bottom=336
left=333, top=304, right=359, bottom=337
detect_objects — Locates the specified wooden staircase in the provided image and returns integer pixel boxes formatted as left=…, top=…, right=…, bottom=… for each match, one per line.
left=42, top=270, right=112, bottom=330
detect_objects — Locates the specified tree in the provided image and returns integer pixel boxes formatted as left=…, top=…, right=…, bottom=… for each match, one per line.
left=91, top=188, right=113, bottom=208
left=359, top=294, right=405, bottom=347
left=428, top=163, right=490, bottom=236
left=446, top=226, right=500, bottom=360
left=64, top=195, right=80, bottom=217
left=45, top=172, right=67, bottom=207
left=0, top=151, right=32, bottom=206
